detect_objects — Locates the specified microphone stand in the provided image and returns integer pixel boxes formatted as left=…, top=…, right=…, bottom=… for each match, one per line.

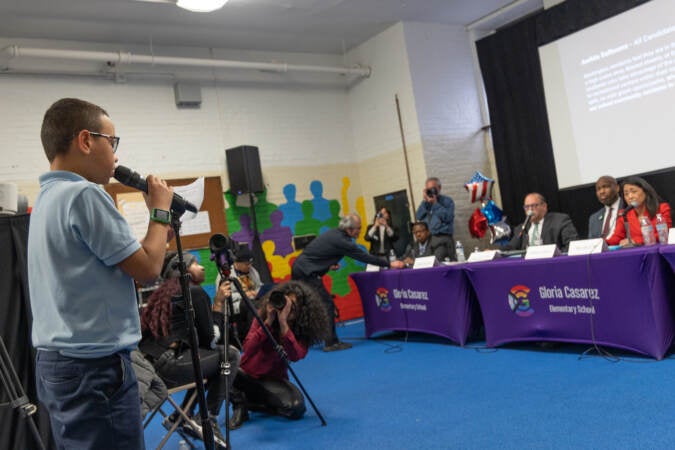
left=171, top=213, right=216, bottom=450
left=215, top=273, right=233, bottom=449
left=0, top=336, right=46, bottom=450
left=620, top=210, right=635, bottom=248
left=227, top=275, right=327, bottom=426
left=518, top=215, right=532, bottom=250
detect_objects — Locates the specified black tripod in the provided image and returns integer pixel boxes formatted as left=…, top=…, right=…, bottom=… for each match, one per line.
left=170, top=213, right=216, bottom=450
left=0, top=336, right=46, bottom=450
left=209, top=234, right=326, bottom=428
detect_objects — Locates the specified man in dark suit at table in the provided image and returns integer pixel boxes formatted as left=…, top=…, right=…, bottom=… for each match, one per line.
left=588, top=175, right=623, bottom=240
left=402, top=221, right=449, bottom=266
left=506, top=192, right=579, bottom=253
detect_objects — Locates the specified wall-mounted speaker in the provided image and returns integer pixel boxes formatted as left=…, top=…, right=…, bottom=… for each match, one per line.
left=226, top=145, right=264, bottom=194
left=173, top=82, right=202, bottom=108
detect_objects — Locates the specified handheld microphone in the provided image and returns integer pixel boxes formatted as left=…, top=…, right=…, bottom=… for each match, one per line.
left=113, top=165, right=198, bottom=214
left=518, top=210, right=534, bottom=238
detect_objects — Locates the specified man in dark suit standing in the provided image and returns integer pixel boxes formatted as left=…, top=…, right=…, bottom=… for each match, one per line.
left=507, top=193, right=579, bottom=253
left=588, top=176, right=622, bottom=239
left=402, top=222, right=449, bottom=266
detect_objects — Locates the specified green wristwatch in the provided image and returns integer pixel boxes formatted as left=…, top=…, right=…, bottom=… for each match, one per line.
left=150, top=208, right=171, bottom=224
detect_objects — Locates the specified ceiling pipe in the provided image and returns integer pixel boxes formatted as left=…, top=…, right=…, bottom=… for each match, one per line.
left=1, top=45, right=371, bottom=78
left=465, top=0, right=536, bottom=30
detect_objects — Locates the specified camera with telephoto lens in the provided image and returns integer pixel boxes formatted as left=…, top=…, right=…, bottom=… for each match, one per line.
left=209, top=233, right=235, bottom=275
left=426, top=187, right=439, bottom=197
left=269, top=291, right=287, bottom=310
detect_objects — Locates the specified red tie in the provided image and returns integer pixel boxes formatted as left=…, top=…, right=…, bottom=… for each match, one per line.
left=601, top=207, right=613, bottom=238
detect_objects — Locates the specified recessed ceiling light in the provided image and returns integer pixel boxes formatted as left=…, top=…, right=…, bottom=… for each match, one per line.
left=176, top=0, right=229, bottom=13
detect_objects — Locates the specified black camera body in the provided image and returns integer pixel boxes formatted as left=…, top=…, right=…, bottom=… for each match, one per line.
left=209, top=233, right=236, bottom=274
left=269, top=291, right=287, bottom=310
left=426, top=187, right=439, bottom=197
left=376, top=212, right=383, bottom=219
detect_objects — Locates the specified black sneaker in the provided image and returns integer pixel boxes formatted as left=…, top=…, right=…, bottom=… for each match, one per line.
left=229, top=406, right=250, bottom=430
left=323, top=341, right=352, bottom=352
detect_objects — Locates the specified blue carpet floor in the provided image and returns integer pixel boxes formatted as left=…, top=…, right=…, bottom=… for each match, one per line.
left=144, top=320, right=675, bottom=449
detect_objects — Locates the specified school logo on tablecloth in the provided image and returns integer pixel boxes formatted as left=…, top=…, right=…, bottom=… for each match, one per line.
left=508, top=285, right=534, bottom=317
left=375, top=287, right=392, bottom=312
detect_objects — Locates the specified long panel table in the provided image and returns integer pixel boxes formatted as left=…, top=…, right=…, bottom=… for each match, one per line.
left=352, top=246, right=675, bottom=359
left=465, top=246, right=675, bottom=359
left=350, top=265, right=480, bottom=346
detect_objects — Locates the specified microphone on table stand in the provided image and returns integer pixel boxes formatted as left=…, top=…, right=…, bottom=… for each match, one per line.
left=518, top=210, right=534, bottom=239
left=619, top=201, right=638, bottom=247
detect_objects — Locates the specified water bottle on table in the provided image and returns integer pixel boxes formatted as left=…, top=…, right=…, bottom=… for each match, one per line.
left=655, top=213, right=669, bottom=244
left=455, top=241, right=466, bottom=262
left=640, top=216, right=656, bottom=246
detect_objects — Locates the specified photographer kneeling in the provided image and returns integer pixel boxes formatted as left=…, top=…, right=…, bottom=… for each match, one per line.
left=230, top=280, right=329, bottom=429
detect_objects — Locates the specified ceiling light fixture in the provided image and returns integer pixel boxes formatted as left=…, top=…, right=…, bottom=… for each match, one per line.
left=176, top=0, right=228, bottom=13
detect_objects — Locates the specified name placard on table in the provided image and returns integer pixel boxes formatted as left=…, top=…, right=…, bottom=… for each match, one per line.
left=413, top=256, right=439, bottom=269
left=567, top=238, right=607, bottom=255
left=467, top=250, right=500, bottom=262
left=524, top=244, right=560, bottom=260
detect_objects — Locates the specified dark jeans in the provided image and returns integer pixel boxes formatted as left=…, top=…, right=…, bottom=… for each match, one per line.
left=232, top=369, right=305, bottom=420
left=154, top=345, right=240, bottom=416
left=35, top=350, right=145, bottom=450
left=291, top=272, right=338, bottom=345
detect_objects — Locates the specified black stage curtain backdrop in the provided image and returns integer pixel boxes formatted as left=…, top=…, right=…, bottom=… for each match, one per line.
left=0, top=214, right=54, bottom=450
left=476, top=0, right=675, bottom=237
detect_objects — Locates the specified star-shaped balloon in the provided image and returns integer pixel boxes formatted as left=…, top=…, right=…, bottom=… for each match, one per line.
left=464, top=171, right=495, bottom=203
left=480, top=199, right=503, bottom=225
left=489, top=218, right=512, bottom=244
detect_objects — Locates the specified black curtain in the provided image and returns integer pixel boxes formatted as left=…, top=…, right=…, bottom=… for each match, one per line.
left=476, top=0, right=673, bottom=237
left=0, top=214, right=54, bottom=450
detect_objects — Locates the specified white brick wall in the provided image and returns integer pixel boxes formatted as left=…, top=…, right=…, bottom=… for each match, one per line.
left=403, top=22, right=493, bottom=246
left=1, top=23, right=495, bottom=247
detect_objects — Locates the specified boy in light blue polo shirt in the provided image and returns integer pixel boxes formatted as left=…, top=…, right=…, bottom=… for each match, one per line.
left=28, top=98, right=175, bottom=449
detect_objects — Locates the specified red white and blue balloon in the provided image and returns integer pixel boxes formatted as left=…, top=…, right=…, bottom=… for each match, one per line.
left=464, top=171, right=494, bottom=203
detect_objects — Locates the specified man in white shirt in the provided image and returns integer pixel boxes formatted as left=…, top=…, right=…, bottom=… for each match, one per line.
left=588, top=176, right=623, bottom=239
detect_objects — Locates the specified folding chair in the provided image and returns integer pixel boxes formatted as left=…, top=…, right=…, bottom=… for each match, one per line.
left=141, top=295, right=227, bottom=449
left=143, top=380, right=204, bottom=449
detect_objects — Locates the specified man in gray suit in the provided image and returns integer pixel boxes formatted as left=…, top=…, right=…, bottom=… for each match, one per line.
left=588, top=176, right=622, bottom=239
left=507, top=193, right=579, bottom=253
left=402, top=221, right=449, bottom=266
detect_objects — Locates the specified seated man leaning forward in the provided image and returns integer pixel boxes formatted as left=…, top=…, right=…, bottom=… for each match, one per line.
left=402, top=221, right=449, bottom=266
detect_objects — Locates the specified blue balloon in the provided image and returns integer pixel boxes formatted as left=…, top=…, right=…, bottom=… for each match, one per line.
left=480, top=200, right=503, bottom=225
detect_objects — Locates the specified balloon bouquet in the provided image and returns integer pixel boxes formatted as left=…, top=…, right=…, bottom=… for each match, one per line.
left=465, top=171, right=511, bottom=245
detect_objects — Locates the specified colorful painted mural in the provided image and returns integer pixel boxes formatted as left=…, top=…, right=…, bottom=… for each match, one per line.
left=211, top=178, right=370, bottom=321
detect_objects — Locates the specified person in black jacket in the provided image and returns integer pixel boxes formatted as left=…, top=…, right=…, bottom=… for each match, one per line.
left=364, top=207, right=399, bottom=257
left=139, top=251, right=239, bottom=446
left=402, top=221, right=449, bottom=265
left=291, top=213, right=405, bottom=351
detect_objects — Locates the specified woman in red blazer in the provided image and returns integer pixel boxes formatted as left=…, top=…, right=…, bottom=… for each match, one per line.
left=606, top=176, right=672, bottom=247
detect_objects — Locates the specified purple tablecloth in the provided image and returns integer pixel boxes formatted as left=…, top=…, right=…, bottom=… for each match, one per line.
left=659, top=244, right=675, bottom=273
left=464, top=246, right=675, bottom=359
left=351, top=265, right=478, bottom=345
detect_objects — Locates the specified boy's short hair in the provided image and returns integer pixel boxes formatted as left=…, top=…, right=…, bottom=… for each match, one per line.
left=40, top=98, right=109, bottom=162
